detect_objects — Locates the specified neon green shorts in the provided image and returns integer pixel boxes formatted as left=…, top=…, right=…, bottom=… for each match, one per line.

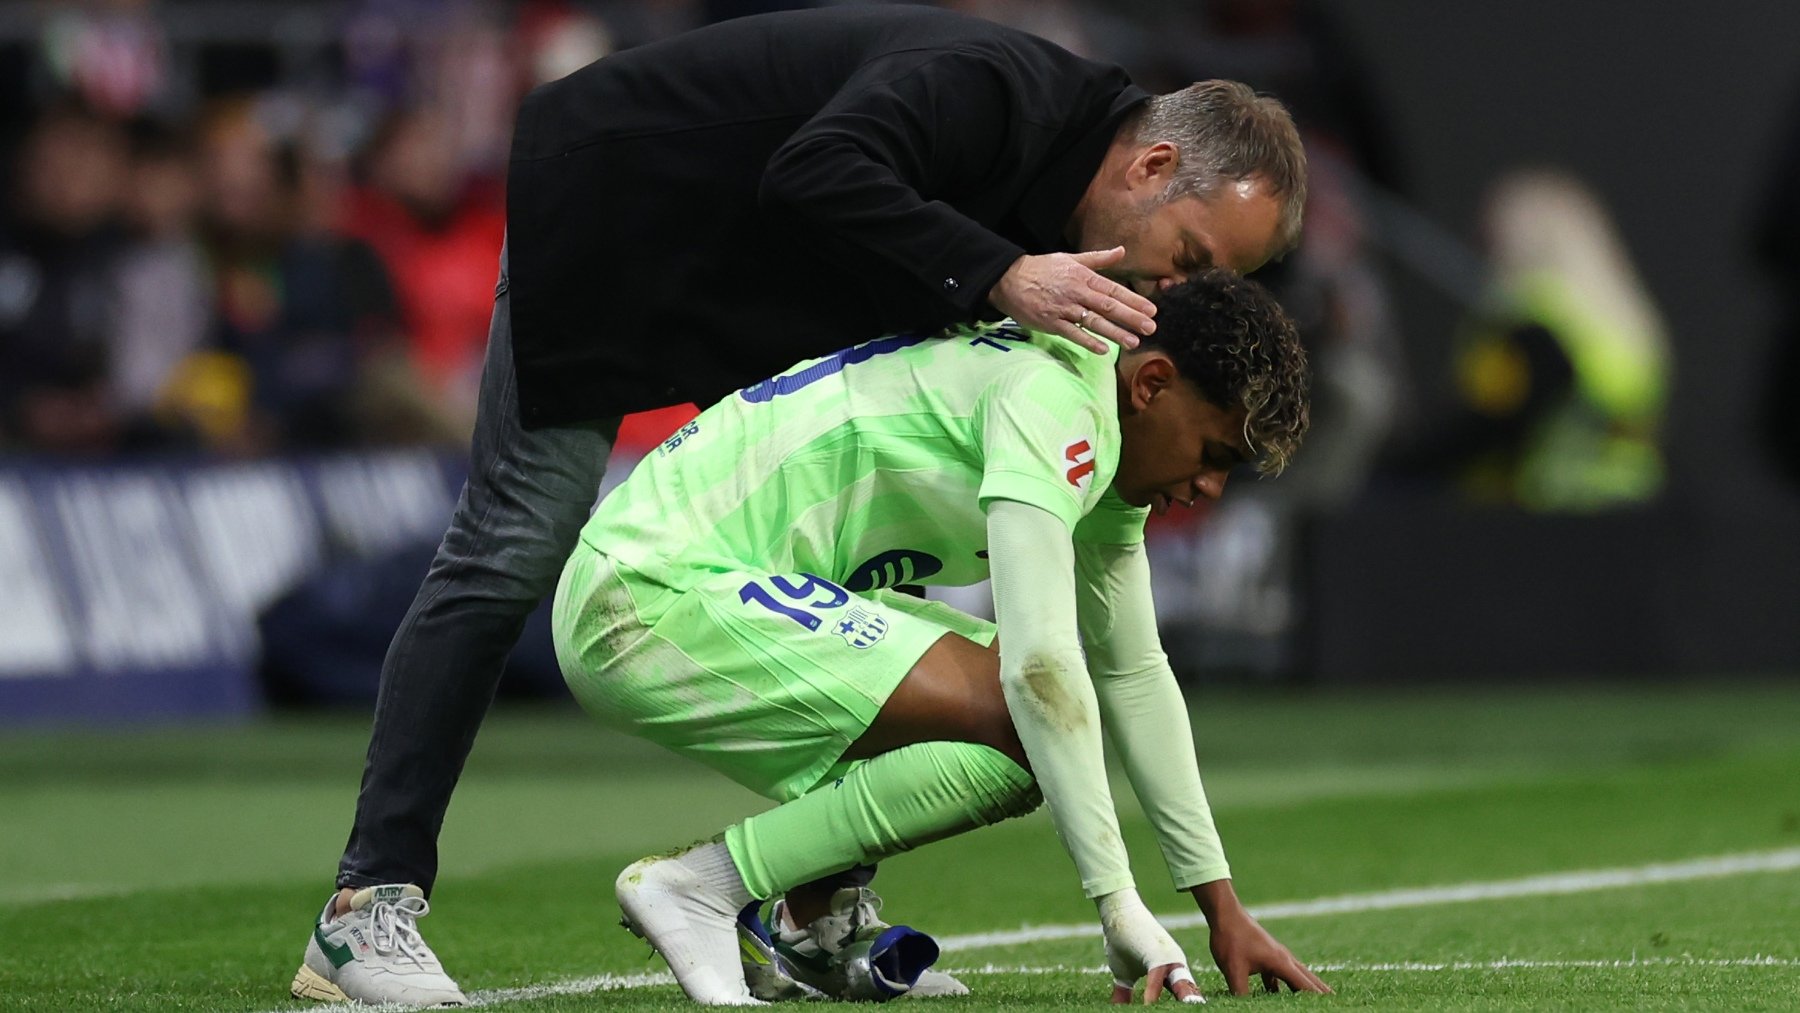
left=552, top=547, right=996, bottom=802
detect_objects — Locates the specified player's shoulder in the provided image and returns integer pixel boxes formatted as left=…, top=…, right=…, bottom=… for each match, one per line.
left=967, top=322, right=1111, bottom=406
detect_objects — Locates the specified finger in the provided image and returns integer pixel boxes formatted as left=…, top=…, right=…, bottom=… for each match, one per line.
left=1269, top=954, right=1331, bottom=994
left=1261, top=971, right=1279, bottom=994
left=1044, top=317, right=1110, bottom=355
left=1167, top=965, right=1206, bottom=1005
left=1084, top=274, right=1160, bottom=328
left=1142, top=964, right=1170, bottom=1005
left=1224, top=961, right=1251, bottom=997
left=1071, top=245, right=1127, bottom=268
left=1077, top=305, right=1146, bottom=350
left=1111, top=981, right=1135, bottom=1005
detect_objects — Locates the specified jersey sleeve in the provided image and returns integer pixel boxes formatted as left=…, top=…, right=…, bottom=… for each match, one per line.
left=976, top=362, right=1107, bottom=531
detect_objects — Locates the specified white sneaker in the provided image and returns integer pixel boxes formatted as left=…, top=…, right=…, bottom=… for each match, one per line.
left=291, top=884, right=468, bottom=1007
left=616, top=845, right=764, bottom=1006
left=755, top=888, right=967, bottom=1001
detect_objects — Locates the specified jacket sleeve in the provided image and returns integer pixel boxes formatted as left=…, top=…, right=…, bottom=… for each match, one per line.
left=759, top=49, right=1034, bottom=321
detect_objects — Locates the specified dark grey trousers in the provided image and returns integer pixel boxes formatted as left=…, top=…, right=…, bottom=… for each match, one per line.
left=337, top=249, right=873, bottom=898
left=337, top=249, right=617, bottom=893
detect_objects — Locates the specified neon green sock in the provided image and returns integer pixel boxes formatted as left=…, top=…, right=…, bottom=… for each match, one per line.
left=725, top=741, right=1039, bottom=900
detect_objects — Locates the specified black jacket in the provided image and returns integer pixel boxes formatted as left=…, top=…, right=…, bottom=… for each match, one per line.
left=506, top=6, right=1147, bottom=426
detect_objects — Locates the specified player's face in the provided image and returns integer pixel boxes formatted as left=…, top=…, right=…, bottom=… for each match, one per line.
left=1081, top=152, right=1284, bottom=296
left=1113, top=352, right=1253, bottom=513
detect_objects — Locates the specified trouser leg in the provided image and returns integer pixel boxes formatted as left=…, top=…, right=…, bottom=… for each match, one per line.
left=337, top=250, right=618, bottom=894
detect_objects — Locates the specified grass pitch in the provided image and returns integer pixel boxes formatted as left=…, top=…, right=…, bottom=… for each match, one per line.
left=2, top=682, right=1798, bottom=1011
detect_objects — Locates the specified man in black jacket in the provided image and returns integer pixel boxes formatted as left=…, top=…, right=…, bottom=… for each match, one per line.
left=293, top=7, right=1309, bottom=1007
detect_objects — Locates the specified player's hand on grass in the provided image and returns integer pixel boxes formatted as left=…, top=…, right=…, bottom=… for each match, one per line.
left=988, top=248, right=1157, bottom=354
left=1192, top=881, right=1333, bottom=995
left=1098, top=888, right=1205, bottom=1004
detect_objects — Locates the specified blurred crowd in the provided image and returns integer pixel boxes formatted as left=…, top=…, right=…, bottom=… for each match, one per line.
left=0, top=0, right=1685, bottom=524
left=0, top=0, right=1407, bottom=469
left=0, top=0, right=558, bottom=455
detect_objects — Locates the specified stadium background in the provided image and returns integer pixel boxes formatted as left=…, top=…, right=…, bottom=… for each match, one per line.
left=2, top=3, right=1798, bottom=1010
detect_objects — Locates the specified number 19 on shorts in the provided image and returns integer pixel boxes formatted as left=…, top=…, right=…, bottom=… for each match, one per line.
left=738, top=573, right=890, bottom=649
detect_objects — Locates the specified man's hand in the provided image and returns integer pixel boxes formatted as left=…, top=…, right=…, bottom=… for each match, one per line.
left=1098, top=889, right=1205, bottom=1004
left=988, top=248, right=1157, bottom=354
left=1191, top=881, right=1332, bottom=995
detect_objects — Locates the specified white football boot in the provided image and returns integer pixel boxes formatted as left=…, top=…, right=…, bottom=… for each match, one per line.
left=616, top=844, right=764, bottom=1006
left=291, top=884, right=468, bottom=1007
left=754, top=888, right=969, bottom=1000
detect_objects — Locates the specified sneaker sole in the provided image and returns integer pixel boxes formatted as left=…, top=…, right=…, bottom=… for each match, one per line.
left=291, top=964, right=351, bottom=1002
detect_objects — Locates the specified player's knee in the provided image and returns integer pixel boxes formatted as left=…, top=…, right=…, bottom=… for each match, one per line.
left=950, top=742, right=1042, bottom=825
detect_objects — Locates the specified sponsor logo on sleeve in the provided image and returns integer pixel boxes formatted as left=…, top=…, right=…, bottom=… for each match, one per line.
left=1064, top=439, right=1096, bottom=491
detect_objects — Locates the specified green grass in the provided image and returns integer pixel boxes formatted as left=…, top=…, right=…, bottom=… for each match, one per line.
left=2, top=682, right=1798, bottom=1011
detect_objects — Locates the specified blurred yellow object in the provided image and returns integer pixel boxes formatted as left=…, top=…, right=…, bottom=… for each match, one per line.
left=155, top=350, right=254, bottom=446
left=1458, top=337, right=1531, bottom=417
left=1461, top=170, right=1670, bottom=512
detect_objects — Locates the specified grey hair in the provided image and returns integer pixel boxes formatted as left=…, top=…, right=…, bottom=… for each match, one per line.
left=1130, top=80, right=1308, bottom=258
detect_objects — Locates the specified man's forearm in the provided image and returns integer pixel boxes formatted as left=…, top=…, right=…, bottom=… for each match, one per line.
left=1189, top=878, right=1246, bottom=922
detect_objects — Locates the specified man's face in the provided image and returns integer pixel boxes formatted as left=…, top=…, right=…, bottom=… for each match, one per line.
left=1079, top=149, right=1285, bottom=296
left=1113, top=351, right=1253, bottom=513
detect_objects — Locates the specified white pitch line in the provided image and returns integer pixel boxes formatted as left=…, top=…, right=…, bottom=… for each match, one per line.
left=937, top=846, right=1800, bottom=952
left=949, top=957, right=1800, bottom=975
left=247, top=847, right=1800, bottom=1012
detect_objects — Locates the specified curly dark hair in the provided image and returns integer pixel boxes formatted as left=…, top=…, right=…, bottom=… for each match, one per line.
left=1141, top=269, right=1310, bottom=475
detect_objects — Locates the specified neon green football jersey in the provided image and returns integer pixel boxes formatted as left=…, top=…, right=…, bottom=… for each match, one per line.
left=579, top=322, right=1149, bottom=608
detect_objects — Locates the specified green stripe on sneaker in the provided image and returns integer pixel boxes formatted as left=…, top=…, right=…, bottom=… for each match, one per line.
left=314, top=924, right=354, bottom=969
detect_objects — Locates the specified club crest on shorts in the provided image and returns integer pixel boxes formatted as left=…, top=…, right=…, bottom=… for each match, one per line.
left=1064, top=438, right=1096, bottom=491
left=833, top=607, right=890, bottom=649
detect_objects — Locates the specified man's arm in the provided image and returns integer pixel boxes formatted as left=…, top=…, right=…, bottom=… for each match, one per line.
left=760, top=51, right=1156, bottom=349
left=1075, top=537, right=1332, bottom=996
left=986, top=498, right=1202, bottom=1002
left=1075, top=538, right=1229, bottom=888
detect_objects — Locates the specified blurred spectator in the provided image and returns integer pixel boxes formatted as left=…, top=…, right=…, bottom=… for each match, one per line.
left=39, top=0, right=170, bottom=120
left=341, top=107, right=507, bottom=429
left=110, top=121, right=211, bottom=424
left=185, top=98, right=445, bottom=452
left=516, top=1, right=616, bottom=86
left=1399, top=170, right=1670, bottom=512
left=0, top=103, right=130, bottom=454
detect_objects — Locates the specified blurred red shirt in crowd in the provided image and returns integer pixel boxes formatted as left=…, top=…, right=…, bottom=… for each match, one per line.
left=340, top=109, right=506, bottom=415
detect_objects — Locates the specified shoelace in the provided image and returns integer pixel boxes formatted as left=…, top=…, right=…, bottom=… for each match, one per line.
left=368, top=896, right=435, bottom=966
left=830, top=890, right=885, bottom=951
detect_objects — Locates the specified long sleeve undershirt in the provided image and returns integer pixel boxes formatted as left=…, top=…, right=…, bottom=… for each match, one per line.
left=988, top=497, right=1131, bottom=897
left=986, top=498, right=1230, bottom=898
left=1075, top=538, right=1231, bottom=889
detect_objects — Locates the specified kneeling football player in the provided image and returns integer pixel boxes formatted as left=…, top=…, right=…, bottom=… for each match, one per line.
left=552, top=269, right=1331, bottom=1004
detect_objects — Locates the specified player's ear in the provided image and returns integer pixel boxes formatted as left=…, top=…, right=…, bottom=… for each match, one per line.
left=1126, top=354, right=1178, bottom=411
